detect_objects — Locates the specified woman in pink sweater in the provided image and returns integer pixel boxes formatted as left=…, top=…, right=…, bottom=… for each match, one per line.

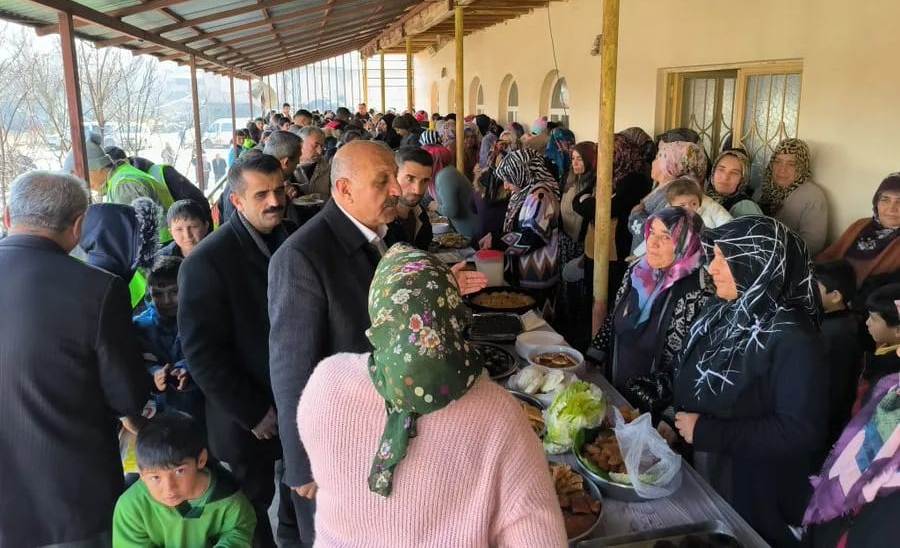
left=297, top=244, right=567, bottom=547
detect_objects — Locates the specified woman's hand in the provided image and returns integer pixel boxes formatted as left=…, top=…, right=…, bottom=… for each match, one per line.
left=451, top=261, right=488, bottom=295
left=674, top=412, right=700, bottom=444
left=479, top=233, right=493, bottom=250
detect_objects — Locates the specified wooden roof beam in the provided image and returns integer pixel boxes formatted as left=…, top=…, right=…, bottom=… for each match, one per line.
left=34, top=0, right=190, bottom=36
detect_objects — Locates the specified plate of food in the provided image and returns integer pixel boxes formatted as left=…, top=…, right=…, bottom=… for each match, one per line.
left=508, top=390, right=546, bottom=438
left=433, top=233, right=469, bottom=249
left=468, top=287, right=537, bottom=314
left=506, top=365, right=577, bottom=406
left=549, top=463, right=603, bottom=542
left=292, top=193, right=324, bottom=206
left=527, top=345, right=584, bottom=373
left=573, top=426, right=652, bottom=502
left=467, top=313, right=524, bottom=342
left=471, top=342, right=518, bottom=380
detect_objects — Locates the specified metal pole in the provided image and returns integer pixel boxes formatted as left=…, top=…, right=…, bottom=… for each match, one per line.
left=229, top=73, right=237, bottom=145
left=282, top=70, right=287, bottom=107
left=58, top=11, right=88, bottom=185
left=189, top=55, right=205, bottom=189
left=454, top=6, right=464, bottom=170
left=248, top=79, right=254, bottom=118
left=592, top=0, right=620, bottom=332
left=406, top=36, right=414, bottom=113
left=379, top=52, right=386, bottom=113
left=362, top=56, right=368, bottom=106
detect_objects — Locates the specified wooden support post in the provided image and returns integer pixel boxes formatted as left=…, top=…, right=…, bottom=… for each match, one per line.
left=454, top=6, right=464, bottom=170
left=379, top=52, right=386, bottom=113
left=189, top=55, right=205, bottom=190
left=229, top=73, right=237, bottom=152
left=406, top=36, right=414, bottom=113
left=58, top=11, right=88, bottom=186
left=363, top=56, right=368, bottom=106
left=592, top=0, right=620, bottom=332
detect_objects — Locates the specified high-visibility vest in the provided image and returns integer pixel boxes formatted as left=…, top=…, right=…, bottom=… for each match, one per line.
left=106, top=162, right=175, bottom=243
left=128, top=270, right=148, bottom=309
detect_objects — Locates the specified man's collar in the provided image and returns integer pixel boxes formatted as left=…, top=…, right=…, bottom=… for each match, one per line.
left=334, top=199, right=387, bottom=244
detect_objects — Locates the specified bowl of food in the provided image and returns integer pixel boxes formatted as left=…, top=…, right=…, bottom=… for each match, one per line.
left=515, top=331, right=565, bottom=360
left=468, top=287, right=537, bottom=315
left=550, top=463, right=603, bottom=542
left=508, top=390, right=546, bottom=438
left=433, top=233, right=469, bottom=249
left=573, top=427, right=650, bottom=502
left=470, top=342, right=517, bottom=381
left=528, top=345, right=584, bottom=374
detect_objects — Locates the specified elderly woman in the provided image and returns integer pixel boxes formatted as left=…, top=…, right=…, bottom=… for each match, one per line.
left=817, top=172, right=900, bottom=290
left=704, top=149, right=763, bottom=217
left=588, top=208, right=712, bottom=413
left=545, top=128, right=576, bottom=183
left=480, top=149, right=561, bottom=295
left=754, top=138, right=829, bottom=254
left=673, top=216, right=827, bottom=547
left=296, top=245, right=567, bottom=547
left=628, top=141, right=708, bottom=253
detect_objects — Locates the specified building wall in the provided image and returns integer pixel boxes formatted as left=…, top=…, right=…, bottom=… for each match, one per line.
left=413, top=0, right=900, bottom=240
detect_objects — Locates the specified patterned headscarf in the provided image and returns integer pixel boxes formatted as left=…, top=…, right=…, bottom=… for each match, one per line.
left=676, top=216, right=820, bottom=412
left=438, top=119, right=456, bottom=146
left=619, top=126, right=656, bottom=169
left=613, top=134, right=647, bottom=188
left=846, top=173, right=900, bottom=261
left=705, top=149, right=751, bottom=208
left=365, top=244, right=477, bottom=497
left=419, top=129, right=441, bottom=146
left=545, top=128, right=576, bottom=182
left=804, top=373, right=900, bottom=526
left=758, top=138, right=812, bottom=215
left=628, top=207, right=703, bottom=326
left=653, top=141, right=708, bottom=184
left=496, top=149, right=560, bottom=233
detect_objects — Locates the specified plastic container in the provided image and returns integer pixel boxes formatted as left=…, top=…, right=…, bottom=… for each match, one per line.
left=474, top=249, right=505, bottom=287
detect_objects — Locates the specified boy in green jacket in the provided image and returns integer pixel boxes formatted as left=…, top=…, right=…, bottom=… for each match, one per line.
left=113, top=414, right=256, bottom=547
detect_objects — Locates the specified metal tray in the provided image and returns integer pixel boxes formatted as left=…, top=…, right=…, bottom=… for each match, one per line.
left=572, top=427, right=652, bottom=503
left=471, top=342, right=518, bottom=380
left=577, top=520, right=741, bottom=548
left=467, top=312, right=524, bottom=342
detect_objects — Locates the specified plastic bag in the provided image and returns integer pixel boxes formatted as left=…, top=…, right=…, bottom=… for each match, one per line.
left=612, top=407, right=682, bottom=499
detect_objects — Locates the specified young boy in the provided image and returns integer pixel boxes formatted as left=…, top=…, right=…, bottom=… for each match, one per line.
left=133, top=256, right=204, bottom=421
left=859, top=283, right=900, bottom=411
left=816, top=260, right=863, bottom=442
left=664, top=177, right=732, bottom=229
left=159, top=199, right=210, bottom=259
left=113, top=414, right=256, bottom=547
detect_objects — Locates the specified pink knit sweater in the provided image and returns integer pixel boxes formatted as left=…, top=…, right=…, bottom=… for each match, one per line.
left=296, top=352, right=567, bottom=548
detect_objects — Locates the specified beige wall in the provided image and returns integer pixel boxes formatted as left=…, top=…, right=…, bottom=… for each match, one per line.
left=413, top=0, right=900, bottom=240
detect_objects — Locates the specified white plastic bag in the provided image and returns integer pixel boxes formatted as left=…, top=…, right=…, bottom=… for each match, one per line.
left=612, top=407, right=682, bottom=499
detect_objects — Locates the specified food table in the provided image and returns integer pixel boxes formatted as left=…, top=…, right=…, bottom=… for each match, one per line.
left=493, top=320, right=770, bottom=548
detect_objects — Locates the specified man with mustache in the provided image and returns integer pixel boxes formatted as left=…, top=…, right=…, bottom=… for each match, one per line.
left=178, top=151, right=292, bottom=548
left=385, top=146, right=434, bottom=250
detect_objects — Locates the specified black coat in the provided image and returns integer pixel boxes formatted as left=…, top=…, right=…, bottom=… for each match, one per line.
left=269, top=200, right=378, bottom=487
left=178, top=212, right=286, bottom=464
left=680, top=314, right=827, bottom=547
left=0, top=235, right=149, bottom=547
left=385, top=205, right=433, bottom=251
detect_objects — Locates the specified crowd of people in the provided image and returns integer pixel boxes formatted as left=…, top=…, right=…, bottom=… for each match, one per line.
left=0, top=100, right=898, bottom=548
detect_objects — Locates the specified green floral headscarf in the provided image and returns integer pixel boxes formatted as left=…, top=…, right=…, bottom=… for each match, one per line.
left=365, top=244, right=478, bottom=497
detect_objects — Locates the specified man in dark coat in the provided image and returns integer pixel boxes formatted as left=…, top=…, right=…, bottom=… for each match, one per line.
left=178, top=153, right=290, bottom=548
left=385, top=146, right=434, bottom=251
left=0, top=171, right=149, bottom=548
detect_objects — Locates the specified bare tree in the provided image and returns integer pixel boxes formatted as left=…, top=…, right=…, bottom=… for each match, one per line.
left=0, top=25, right=32, bottom=211
left=109, top=55, right=162, bottom=156
left=22, top=40, right=71, bottom=165
left=77, top=41, right=126, bottom=143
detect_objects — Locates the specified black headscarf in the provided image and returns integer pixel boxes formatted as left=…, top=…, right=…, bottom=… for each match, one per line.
left=676, top=216, right=821, bottom=412
left=80, top=197, right=160, bottom=281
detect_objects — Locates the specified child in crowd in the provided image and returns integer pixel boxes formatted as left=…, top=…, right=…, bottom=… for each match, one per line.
left=133, top=256, right=204, bottom=422
left=664, top=177, right=733, bottom=229
left=816, top=260, right=863, bottom=444
left=859, top=283, right=900, bottom=411
left=113, top=414, right=256, bottom=547
left=159, top=199, right=210, bottom=259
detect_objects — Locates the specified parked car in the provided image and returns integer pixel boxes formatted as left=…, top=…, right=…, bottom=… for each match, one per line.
left=203, top=117, right=250, bottom=148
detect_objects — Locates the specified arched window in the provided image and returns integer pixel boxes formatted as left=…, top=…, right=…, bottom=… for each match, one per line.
left=549, top=77, right=569, bottom=127
left=507, top=81, right=519, bottom=123
left=476, top=84, right=485, bottom=115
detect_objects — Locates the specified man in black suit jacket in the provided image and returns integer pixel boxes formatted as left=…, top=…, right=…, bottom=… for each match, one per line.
left=269, top=141, right=487, bottom=541
left=0, top=171, right=149, bottom=548
left=178, top=153, right=290, bottom=548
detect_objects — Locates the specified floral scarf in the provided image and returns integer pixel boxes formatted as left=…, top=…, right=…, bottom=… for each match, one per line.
left=365, top=244, right=477, bottom=497
left=497, top=148, right=560, bottom=234
left=846, top=173, right=900, bottom=261
left=613, top=134, right=646, bottom=188
left=618, top=126, right=656, bottom=172
left=758, top=138, right=812, bottom=216
left=705, top=149, right=752, bottom=210
left=676, top=216, right=821, bottom=412
left=545, top=128, right=576, bottom=183
left=804, top=374, right=900, bottom=525
left=653, top=141, right=708, bottom=184
left=628, top=207, right=703, bottom=326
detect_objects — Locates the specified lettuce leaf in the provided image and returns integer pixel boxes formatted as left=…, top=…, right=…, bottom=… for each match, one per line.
left=543, top=381, right=606, bottom=454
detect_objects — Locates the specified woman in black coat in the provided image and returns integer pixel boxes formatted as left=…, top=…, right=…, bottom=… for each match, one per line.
left=673, top=216, right=827, bottom=547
